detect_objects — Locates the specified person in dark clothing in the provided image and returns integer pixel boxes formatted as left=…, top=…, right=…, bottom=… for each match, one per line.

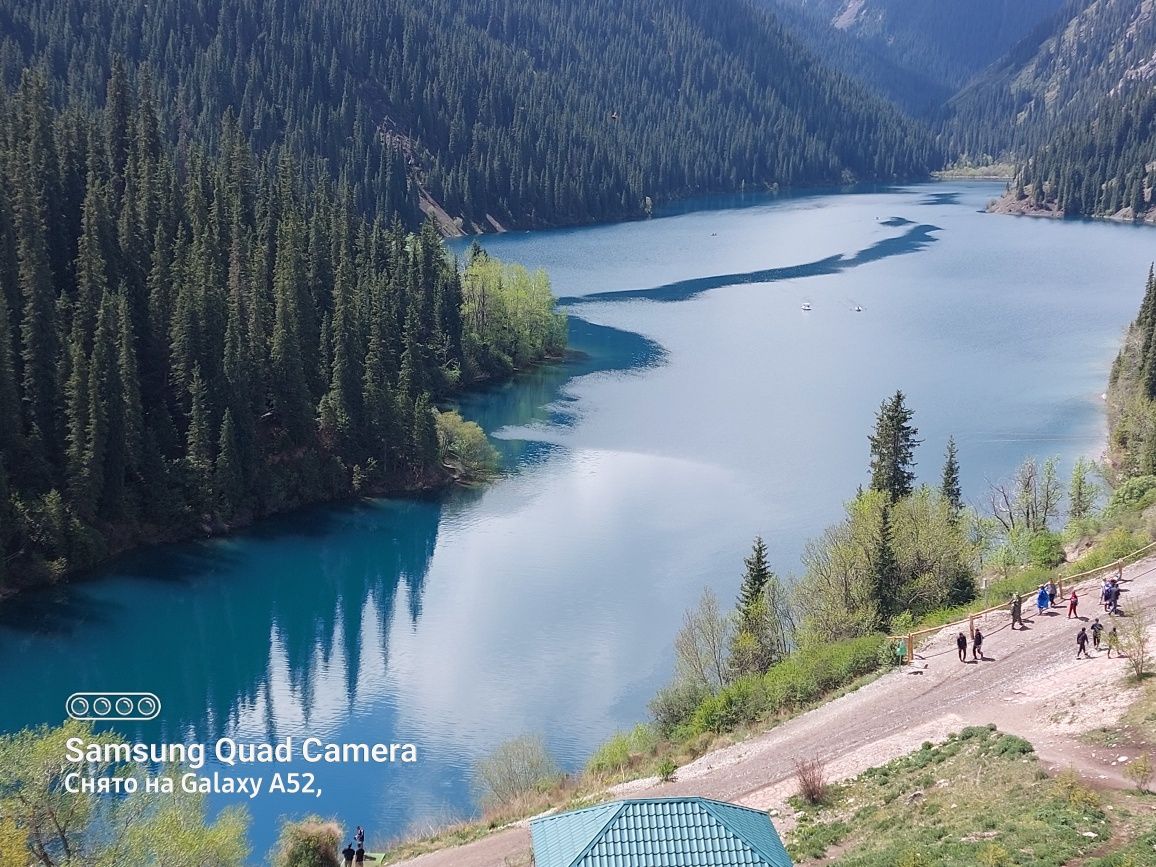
left=342, top=844, right=355, bottom=867
left=1010, top=594, right=1024, bottom=629
left=355, top=846, right=366, bottom=865
left=1090, top=618, right=1104, bottom=650
left=1076, top=627, right=1091, bottom=659
left=956, top=631, right=967, bottom=662
left=972, top=629, right=985, bottom=661
left=355, top=827, right=365, bottom=847
left=1067, top=590, right=1079, bottom=619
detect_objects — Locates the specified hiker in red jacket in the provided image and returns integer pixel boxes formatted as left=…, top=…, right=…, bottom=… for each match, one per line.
left=1067, top=589, right=1079, bottom=619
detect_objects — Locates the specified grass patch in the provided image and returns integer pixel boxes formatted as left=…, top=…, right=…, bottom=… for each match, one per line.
left=787, top=726, right=1110, bottom=866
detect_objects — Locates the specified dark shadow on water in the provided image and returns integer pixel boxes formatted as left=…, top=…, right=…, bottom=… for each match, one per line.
left=881, top=217, right=914, bottom=227
left=919, top=192, right=961, bottom=206
left=558, top=223, right=941, bottom=305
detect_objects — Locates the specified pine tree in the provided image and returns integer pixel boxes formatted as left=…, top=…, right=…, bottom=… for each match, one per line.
left=941, top=436, right=962, bottom=516
left=869, top=391, right=921, bottom=503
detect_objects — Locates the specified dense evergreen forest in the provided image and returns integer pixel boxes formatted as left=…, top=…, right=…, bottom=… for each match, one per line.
left=1109, top=267, right=1156, bottom=475
left=0, top=0, right=939, bottom=232
left=944, top=0, right=1156, bottom=160
left=1000, top=86, right=1156, bottom=220
left=0, top=67, right=564, bottom=592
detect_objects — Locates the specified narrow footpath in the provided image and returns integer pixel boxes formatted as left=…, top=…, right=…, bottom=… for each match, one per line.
left=394, top=556, right=1156, bottom=867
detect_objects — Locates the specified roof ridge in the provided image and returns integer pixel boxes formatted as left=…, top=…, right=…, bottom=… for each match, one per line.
left=699, top=798, right=785, bottom=865
left=562, top=800, right=627, bottom=867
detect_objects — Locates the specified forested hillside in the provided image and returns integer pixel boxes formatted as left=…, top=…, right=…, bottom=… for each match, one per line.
left=945, top=0, right=1156, bottom=159
left=0, top=68, right=564, bottom=591
left=0, top=0, right=938, bottom=233
left=994, top=85, right=1156, bottom=220
left=1109, top=266, right=1156, bottom=476
left=767, top=0, right=1064, bottom=114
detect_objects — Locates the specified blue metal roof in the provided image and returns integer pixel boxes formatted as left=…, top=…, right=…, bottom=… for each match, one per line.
left=530, top=797, right=794, bottom=867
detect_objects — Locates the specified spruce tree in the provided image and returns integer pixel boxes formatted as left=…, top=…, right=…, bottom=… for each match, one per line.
left=215, top=410, right=244, bottom=519
left=869, top=391, right=921, bottom=503
left=185, top=366, right=213, bottom=513
left=270, top=212, right=312, bottom=443
left=410, top=392, right=439, bottom=472
left=941, top=436, right=962, bottom=516
left=737, top=536, right=771, bottom=625
left=870, top=505, right=902, bottom=626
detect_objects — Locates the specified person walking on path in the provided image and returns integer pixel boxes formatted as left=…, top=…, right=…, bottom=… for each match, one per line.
left=342, top=844, right=355, bottom=867
left=355, top=846, right=366, bottom=865
left=355, top=827, right=365, bottom=848
left=1011, top=594, right=1024, bottom=629
left=1037, top=585, right=1050, bottom=616
left=1091, top=618, right=1104, bottom=650
left=1068, top=589, right=1079, bottom=619
left=1107, top=625, right=1121, bottom=658
left=1047, top=580, right=1058, bottom=608
left=956, top=631, right=967, bottom=662
left=1076, top=627, right=1091, bottom=659
left=972, top=628, right=985, bottom=661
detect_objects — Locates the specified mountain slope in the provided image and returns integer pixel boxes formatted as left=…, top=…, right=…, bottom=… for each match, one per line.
left=992, top=84, right=1156, bottom=221
left=0, top=0, right=938, bottom=232
left=767, top=0, right=1065, bottom=112
left=946, top=0, right=1156, bottom=158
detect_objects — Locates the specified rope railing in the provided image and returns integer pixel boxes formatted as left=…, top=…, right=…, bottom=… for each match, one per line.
left=890, top=539, right=1156, bottom=663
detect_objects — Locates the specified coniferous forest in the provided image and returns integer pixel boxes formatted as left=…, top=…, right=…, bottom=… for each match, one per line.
left=0, top=66, right=564, bottom=590
left=1002, top=87, right=1156, bottom=220
left=0, top=0, right=938, bottom=232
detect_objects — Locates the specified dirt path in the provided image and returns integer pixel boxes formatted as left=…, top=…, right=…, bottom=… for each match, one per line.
left=394, top=557, right=1156, bottom=866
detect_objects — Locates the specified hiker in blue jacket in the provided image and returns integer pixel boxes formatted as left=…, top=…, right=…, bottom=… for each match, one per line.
left=1037, top=585, right=1050, bottom=616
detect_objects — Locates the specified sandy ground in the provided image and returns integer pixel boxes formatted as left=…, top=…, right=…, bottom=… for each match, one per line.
left=393, top=556, right=1156, bottom=866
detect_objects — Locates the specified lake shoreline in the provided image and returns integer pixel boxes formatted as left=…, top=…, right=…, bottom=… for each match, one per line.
left=0, top=352, right=577, bottom=608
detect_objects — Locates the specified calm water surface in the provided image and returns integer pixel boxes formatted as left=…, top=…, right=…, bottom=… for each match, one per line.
left=1, top=183, right=1153, bottom=858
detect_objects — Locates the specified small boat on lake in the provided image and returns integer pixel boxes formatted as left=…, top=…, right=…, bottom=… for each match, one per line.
left=801, top=302, right=812, bottom=311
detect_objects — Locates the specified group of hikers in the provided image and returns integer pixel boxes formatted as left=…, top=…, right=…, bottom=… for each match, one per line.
left=341, top=826, right=368, bottom=866
left=957, top=571, right=1128, bottom=663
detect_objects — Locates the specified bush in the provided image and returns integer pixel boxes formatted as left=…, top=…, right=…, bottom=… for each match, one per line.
left=1029, top=531, right=1065, bottom=568
left=687, top=635, right=886, bottom=737
left=587, top=724, right=658, bottom=779
left=273, top=819, right=341, bottom=867
left=1124, top=753, right=1153, bottom=793
left=1105, top=475, right=1156, bottom=517
left=794, top=755, right=829, bottom=805
left=649, top=681, right=710, bottom=737
left=1066, top=528, right=1146, bottom=575
left=992, top=734, right=1034, bottom=757
left=657, top=757, right=678, bottom=782
left=473, top=735, right=560, bottom=809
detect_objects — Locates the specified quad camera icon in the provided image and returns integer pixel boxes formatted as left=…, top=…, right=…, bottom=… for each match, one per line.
left=66, top=692, right=161, bottom=722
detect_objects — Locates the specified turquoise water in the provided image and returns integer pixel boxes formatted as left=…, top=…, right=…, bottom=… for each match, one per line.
left=1, top=182, right=1153, bottom=859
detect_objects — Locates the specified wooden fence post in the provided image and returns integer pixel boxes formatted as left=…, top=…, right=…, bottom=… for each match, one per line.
left=906, top=634, right=914, bottom=664
left=968, top=615, right=975, bottom=639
